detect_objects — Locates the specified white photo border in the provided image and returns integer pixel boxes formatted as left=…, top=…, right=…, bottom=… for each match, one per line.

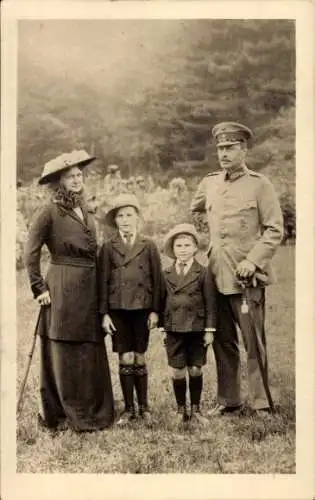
left=1, top=1, right=314, bottom=499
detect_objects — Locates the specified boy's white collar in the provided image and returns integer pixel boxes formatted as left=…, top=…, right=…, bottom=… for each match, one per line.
left=119, top=230, right=136, bottom=245
left=175, top=257, right=194, bottom=273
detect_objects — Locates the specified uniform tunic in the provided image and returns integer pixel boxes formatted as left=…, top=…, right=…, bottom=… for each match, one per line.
left=25, top=201, right=114, bottom=431
left=191, top=166, right=283, bottom=294
left=191, top=166, right=283, bottom=409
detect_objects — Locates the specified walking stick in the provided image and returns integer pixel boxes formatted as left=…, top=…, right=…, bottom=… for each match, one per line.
left=238, top=275, right=275, bottom=413
left=17, top=307, right=42, bottom=416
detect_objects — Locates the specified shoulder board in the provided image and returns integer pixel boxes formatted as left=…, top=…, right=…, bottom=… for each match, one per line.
left=206, top=171, right=221, bottom=177
left=247, top=169, right=263, bottom=177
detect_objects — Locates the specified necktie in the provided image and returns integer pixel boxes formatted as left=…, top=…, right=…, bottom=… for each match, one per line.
left=124, top=233, right=133, bottom=248
left=178, top=262, right=186, bottom=276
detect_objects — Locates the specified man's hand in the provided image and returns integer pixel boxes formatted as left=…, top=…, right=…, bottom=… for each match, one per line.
left=147, top=312, right=159, bottom=330
left=102, top=314, right=116, bottom=335
left=236, top=259, right=256, bottom=280
left=36, top=290, right=51, bottom=307
left=203, top=331, right=214, bottom=347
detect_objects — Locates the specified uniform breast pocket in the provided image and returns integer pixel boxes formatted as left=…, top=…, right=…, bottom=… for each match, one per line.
left=238, top=200, right=258, bottom=230
left=240, top=200, right=257, bottom=212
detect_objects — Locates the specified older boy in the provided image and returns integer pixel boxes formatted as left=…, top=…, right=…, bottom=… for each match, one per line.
left=98, top=194, right=163, bottom=426
left=161, top=223, right=217, bottom=427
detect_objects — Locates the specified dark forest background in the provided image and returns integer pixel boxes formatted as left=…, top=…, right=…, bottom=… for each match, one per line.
left=18, top=19, right=295, bottom=191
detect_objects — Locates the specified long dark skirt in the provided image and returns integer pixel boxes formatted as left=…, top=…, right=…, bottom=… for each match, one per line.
left=39, top=336, right=114, bottom=431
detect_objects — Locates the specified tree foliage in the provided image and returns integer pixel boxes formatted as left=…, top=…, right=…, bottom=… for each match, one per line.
left=18, top=19, right=295, bottom=196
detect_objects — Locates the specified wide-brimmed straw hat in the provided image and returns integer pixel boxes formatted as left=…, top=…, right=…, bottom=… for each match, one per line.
left=104, top=193, right=141, bottom=228
left=164, top=223, right=200, bottom=260
left=38, top=150, right=96, bottom=185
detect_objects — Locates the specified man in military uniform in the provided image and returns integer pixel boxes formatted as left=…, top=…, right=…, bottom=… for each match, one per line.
left=191, top=122, right=284, bottom=416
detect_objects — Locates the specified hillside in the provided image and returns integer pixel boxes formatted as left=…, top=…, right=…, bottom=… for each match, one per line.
left=17, top=20, right=295, bottom=195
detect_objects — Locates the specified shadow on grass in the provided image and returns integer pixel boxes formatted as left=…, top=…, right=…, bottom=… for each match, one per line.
left=230, top=401, right=295, bottom=443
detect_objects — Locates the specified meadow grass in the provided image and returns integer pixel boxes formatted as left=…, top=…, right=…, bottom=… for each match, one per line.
left=16, top=245, right=295, bottom=473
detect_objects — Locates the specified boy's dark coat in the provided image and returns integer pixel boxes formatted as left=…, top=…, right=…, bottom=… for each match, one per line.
left=162, top=260, right=217, bottom=333
left=98, top=232, right=163, bottom=314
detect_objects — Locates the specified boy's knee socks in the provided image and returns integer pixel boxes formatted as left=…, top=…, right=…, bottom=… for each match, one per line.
left=172, top=377, right=187, bottom=409
left=134, top=364, right=148, bottom=409
left=189, top=374, right=203, bottom=407
left=119, top=364, right=134, bottom=410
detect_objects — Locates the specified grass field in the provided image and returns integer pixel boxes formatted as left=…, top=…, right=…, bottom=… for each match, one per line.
left=16, top=245, right=295, bottom=474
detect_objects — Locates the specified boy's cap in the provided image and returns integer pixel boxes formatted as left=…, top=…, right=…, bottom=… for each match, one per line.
left=104, top=193, right=141, bottom=228
left=39, top=150, right=95, bottom=185
left=164, top=223, right=200, bottom=260
left=211, top=122, right=254, bottom=147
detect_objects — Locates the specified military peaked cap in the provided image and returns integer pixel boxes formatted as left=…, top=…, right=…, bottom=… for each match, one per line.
left=212, top=122, right=254, bottom=147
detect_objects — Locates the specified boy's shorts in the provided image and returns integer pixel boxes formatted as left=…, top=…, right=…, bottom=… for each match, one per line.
left=165, top=331, right=207, bottom=369
left=109, top=309, right=150, bottom=354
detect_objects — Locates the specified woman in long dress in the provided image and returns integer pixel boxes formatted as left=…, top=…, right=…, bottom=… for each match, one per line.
left=24, top=150, right=114, bottom=432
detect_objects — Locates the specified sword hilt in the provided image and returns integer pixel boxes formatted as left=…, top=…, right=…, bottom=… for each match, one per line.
left=236, top=271, right=268, bottom=289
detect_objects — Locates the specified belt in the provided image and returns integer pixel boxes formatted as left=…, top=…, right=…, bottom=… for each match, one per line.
left=51, top=256, right=95, bottom=268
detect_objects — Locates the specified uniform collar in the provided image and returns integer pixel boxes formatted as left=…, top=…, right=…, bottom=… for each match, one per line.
left=224, top=164, right=248, bottom=182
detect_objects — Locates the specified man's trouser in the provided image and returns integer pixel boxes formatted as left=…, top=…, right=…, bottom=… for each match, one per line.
left=212, top=288, right=270, bottom=410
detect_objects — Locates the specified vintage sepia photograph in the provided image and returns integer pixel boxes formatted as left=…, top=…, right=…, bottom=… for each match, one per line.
left=1, top=1, right=314, bottom=499
left=15, top=17, right=296, bottom=473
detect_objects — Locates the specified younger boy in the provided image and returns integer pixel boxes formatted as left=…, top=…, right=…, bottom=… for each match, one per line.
left=98, top=194, right=163, bottom=426
left=161, top=223, right=217, bottom=427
